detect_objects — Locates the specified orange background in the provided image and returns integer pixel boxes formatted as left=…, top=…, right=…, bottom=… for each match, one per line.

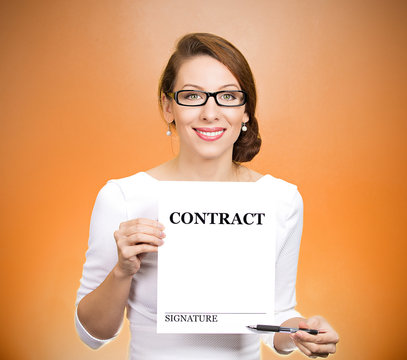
left=1, top=1, right=406, bottom=359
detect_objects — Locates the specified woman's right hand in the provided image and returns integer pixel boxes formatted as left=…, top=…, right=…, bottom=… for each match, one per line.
left=113, top=218, right=165, bottom=278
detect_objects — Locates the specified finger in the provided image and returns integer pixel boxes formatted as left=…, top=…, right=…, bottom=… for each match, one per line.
left=115, top=225, right=165, bottom=244
left=301, top=316, right=335, bottom=337
left=120, top=218, right=164, bottom=231
left=120, top=243, right=159, bottom=260
left=299, top=318, right=329, bottom=332
left=127, top=233, right=165, bottom=246
left=295, top=329, right=339, bottom=345
left=126, top=223, right=166, bottom=239
left=299, top=319, right=320, bottom=330
left=291, top=334, right=337, bottom=356
left=291, top=336, right=315, bottom=357
left=300, top=341, right=335, bottom=356
left=133, top=243, right=160, bottom=256
left=291, top=336, right=331, bottom=358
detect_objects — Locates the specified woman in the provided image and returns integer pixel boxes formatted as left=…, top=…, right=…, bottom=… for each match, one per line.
left=75, top=33, right=339, bottom=359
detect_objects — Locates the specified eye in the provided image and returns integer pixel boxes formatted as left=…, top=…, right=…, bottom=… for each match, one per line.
left=220, top=92, right=237, bottom=101
left=179, top=91, right=203, bottom=101
left=187, top=93, right=201, bottom=100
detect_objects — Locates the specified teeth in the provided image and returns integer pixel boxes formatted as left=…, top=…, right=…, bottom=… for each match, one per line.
left=196, top=129, right=224, bottom=136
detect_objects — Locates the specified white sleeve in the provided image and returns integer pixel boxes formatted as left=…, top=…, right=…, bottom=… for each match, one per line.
left=75, top=181, right=128, bottom=349
left=262, top=189, right=303, bottom=350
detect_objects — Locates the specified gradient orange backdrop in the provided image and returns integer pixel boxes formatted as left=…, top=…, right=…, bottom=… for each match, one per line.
left=1, top=1, right=406, bottom=359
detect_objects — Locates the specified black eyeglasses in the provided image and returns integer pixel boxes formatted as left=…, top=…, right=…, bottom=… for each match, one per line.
left=166, top=90, right=247, bottom=107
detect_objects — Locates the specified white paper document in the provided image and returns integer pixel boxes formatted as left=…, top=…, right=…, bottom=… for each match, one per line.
left=157, top=181, right=276, bottom=334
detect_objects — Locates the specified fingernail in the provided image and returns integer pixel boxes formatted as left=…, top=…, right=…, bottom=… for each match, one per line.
left=158, top=223, right=165, bottom=230
left=160, top=231, right=166, bottom=238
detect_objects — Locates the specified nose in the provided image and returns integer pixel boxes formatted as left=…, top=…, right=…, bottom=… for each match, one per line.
left=200, top=96, right=220, bottom=121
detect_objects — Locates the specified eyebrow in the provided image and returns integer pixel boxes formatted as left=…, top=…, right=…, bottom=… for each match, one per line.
left=181, top=83, right=240, bottom=90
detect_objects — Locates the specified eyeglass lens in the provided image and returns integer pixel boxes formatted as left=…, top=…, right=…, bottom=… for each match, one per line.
left=176, top=91, right=245, bottom=106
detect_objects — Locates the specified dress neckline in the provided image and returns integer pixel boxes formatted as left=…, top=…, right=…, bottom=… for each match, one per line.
left=139, top=171, right=270, bottom=183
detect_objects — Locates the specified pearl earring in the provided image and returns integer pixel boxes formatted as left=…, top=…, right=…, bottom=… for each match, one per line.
left=241, top=122, right=248, bottom=132
left=166, top=124, right=172, bottom=136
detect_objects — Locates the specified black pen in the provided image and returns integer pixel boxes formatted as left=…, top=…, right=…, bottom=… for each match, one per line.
left=247, top=325, right=324, bottom=335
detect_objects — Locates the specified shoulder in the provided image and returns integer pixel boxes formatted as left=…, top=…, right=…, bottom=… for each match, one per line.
left=108, top=171, right=157, bottom=191
left=259, top=174, right=303, bottom=213
left=96, top=172, right=157, bottom=204
left=239, top=166, right=301, bottom=205
left=260, top=174, right=298, bottom=193
left=94, top=172, right=159, bottom=220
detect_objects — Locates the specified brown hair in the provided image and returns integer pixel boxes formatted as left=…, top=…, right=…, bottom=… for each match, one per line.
left=158, top=33, right=261, bottom=163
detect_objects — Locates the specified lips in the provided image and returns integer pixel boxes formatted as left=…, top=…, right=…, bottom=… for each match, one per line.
left=194, top=127, right=226, bottom=141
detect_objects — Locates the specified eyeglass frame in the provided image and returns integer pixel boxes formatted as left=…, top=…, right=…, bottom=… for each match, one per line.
left=166, top=90, right=248, bottom=107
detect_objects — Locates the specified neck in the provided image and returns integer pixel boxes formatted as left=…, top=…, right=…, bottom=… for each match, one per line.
left=170, top=152, right=240, bottom=182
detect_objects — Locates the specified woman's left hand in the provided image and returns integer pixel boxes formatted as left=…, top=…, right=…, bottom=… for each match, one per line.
left=290, top=316, right=339, bottom=358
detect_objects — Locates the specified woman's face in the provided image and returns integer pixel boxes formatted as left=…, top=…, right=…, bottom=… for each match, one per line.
left=162, top=55, right=249, bottom=161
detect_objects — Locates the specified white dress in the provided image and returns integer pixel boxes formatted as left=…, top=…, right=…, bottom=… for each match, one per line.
left=75, top=172, right=303, bottom=359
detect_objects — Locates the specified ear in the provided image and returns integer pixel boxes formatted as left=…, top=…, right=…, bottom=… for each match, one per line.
left=161, top=93, right=174, bottom=124
left=242, top=112, right=249, bottom=124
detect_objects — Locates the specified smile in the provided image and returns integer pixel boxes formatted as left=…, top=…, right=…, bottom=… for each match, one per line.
left=194, top=127, right=226, bottom=141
